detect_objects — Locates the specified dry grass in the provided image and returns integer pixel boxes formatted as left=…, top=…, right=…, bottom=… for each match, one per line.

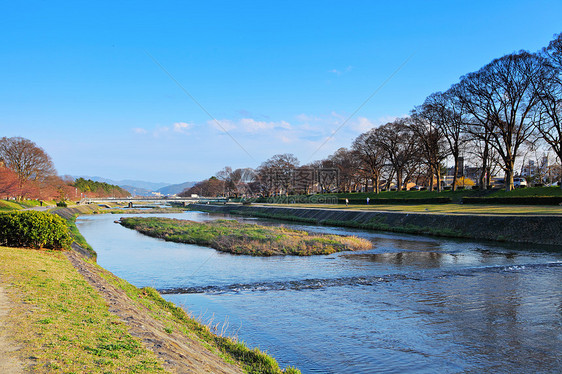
left=120, top=217, right=372, bottom=256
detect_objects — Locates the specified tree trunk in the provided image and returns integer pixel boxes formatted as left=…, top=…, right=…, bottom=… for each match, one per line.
left=396, top=170, right=402, bottom=191
left=505, top=166, right=514, bottom=192
left=428, top=166, right=434, bottom=192
left=452, top=161, right=459, bottom=192
left=436, top=167, right=442, bottom=192
left=373, top=174, right=380, bottom=194
left=479, top=143, right=489, bottom=190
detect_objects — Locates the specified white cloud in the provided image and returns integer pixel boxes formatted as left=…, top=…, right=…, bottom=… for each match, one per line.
left=352, top=117, right=375, bottom=133
left=173, top=122, right=192, bottom=133
left=350, top=115, right=400, bottom=134
left=208, top=119, right=237, bottom=132
left=295, top=113, right=321, bottom=122
left=240, top=118, right=292, bottom=133
left=133, top=127, right=147, bottom=134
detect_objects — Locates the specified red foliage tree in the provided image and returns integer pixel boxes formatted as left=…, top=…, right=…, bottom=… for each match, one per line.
left=0, top=166, right=20, bottom=199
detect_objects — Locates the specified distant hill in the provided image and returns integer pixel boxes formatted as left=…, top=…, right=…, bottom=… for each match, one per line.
left=76, top=176, right=171, bottom=192
left=120, top=185, right=153, bottom=197
left=157, top=181, right=197, bottom=196
left=74, top=176, right=198, bottom=197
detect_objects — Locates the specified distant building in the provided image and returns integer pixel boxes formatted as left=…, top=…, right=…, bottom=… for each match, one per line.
left=445, top=162, right=482, bottom=186
left=521, top=156, right=549, bottom=178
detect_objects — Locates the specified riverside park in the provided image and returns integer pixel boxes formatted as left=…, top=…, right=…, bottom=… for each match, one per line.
left=2, top=2, right=562, bottom=373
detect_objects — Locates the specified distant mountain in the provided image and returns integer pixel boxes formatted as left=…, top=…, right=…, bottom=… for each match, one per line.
left=74, top=175, right=198, bottom=197
left=120, top=185, right=153, bottom=197
left=157, top=181, right=197, bottom=196
left=76, top=176, right=171, bottom=192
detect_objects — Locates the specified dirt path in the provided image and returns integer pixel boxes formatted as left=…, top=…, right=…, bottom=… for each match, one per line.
left=0, top=286, right=25, bottom=374
left=65, top=251, right=244, bottom=374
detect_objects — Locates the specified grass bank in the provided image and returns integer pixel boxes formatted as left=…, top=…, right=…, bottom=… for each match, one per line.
left=279, top=203, right=562, bottom=215
left=250, top=186, right=562, bottom=205
left=0, top=246, right=301, bottom=373
left=52, top=205, right=103, bottom=259
left=226, top=209, right=463, bottom=238
left=0, top=199, right=56, bottom=211
left=191, top=204, right=562, bottom=246
left=0, top=246, right=166, bottom=373
left=120, top=217, right=371, bottom=256
left=104, top=207, right=187, bottom=214
left=88, top=259, right=300, bottom=373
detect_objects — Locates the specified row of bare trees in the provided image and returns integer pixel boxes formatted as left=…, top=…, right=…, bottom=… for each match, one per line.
left=182, top=33, right=562, bottom=197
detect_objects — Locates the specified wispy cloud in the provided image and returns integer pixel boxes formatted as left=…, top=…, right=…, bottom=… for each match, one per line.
left=208, top=119, right=237, bottom=132
left=133, top=127, right=148, bottom=134
left=209, top=118, right=291, bottom=134
left=328, top=65, right=354, bottom=76
left=350, top=115, right=401, bottom=133
left=240, top=118, right=291, bottom=133
left=173, top=122, right=192, bottom=133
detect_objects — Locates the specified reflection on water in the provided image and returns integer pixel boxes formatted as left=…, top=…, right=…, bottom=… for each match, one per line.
left=77, top=211, right=562, bottom=374
left=342, top=251, right=458, bottom=268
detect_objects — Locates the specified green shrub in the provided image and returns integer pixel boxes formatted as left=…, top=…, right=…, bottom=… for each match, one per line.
left=0, top=211, right=72, bottom=249
left=56, top=201, right=68, bottom=207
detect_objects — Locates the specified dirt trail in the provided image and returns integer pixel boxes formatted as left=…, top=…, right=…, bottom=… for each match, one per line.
left=65, top=251, right=244, bottom=374
left=0, top=286, right=25, bottom=374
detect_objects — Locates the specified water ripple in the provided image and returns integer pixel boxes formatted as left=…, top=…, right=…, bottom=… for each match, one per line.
left=158, top=262, right=562, bottom=295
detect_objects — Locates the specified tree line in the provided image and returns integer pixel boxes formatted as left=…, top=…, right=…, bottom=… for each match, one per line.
left=182, top=33, right=562, bottom=197
left=0, top=137, right=128, bottom=201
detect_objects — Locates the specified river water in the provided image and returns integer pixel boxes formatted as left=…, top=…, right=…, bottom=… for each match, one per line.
left=76, top=211, right=562, bottom=373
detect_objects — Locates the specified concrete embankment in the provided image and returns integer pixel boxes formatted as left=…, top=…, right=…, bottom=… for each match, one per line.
left=190, top=204, right=562, bottom=246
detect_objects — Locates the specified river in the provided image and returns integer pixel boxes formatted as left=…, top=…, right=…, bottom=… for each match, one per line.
left=76, top=210, right=562, bottom=373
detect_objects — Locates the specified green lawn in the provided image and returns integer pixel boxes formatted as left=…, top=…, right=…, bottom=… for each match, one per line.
left=257, top=186, right=562, bottom=203
left=278, top=203, right=562, bottom=215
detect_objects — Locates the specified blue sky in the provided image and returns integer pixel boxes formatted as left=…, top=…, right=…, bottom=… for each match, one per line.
left=1, top=1, right=561, bottom=183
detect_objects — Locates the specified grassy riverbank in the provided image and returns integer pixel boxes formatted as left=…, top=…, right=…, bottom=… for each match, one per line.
left=190, top=204, right=562, bottom=246
left=120, top=217, right=372, bottom=256
left=0, top=246, right=301, bottom=373
left=88, top=258, right=300, bottom=373
left=276, top=203, right=562, bottom=215
left=0, top=246, right=166, bottom=373
left=1, top=205, right=301, bottom=373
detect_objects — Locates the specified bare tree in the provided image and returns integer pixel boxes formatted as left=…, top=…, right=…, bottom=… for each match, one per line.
left=328, top=148, right=362, bottom=192
left=256, top=153, right=300, bottom=196
left=0, top=137, right=56, bottom=199
left=423, top=90, right=471, bottom=190
left=180, top=177, right=225, bottom=197
left=457, top=51, right=546, bottom=191
left=409, top=106, right=449, bottom=191
left=0, top=137, right=56, bottom=185
left=352, top=129, right=387, bottom=194
left=376, top=119, right=420, bottom=190
left=534, top=33, right=562, bottom=186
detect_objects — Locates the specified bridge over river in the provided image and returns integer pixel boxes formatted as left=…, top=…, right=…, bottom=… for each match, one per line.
left=79, top=196, right=227, bottom=206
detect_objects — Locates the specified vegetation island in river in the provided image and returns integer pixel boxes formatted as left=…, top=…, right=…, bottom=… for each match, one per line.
left=119, top=217, right=372, bottom=256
